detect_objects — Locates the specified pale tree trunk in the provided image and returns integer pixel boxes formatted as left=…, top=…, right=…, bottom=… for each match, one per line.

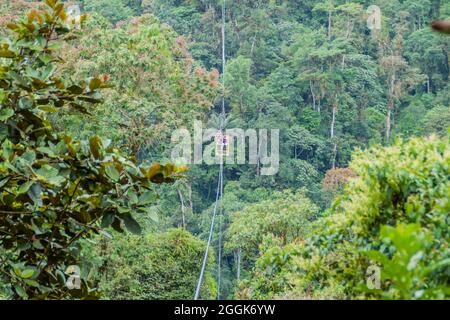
left=330, top=101, right=338, bottom=168
left=256, top=138, right=262, bottom=176
left=250, top=33, right=257, bottom=56
left=331, top=104, right=337, bottom=138
left=386, top=73, right=396, bottom=141
left=188, top=182, right=193, bottom=213
left=328, top=9, right=332, bottom=40
left=310, top=80, right=316, bottom=111
left=331, top=141, right=338, bottom=169
left=345, top=18, right=351, bottom=39
left=386, top=106, right=392, bottom=141
left=236, top=249, right=241, bottom=281
left=211, top=4, right=215, bottom=39
left=177, top=188, right=186, bottom=229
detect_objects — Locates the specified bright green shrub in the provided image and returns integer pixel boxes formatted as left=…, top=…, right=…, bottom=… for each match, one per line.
left=241, top=134, right=449, bottom=299
left=84, top=229, right=216, bottom=300
left=226, top=190, right=319, bottom=263
left=366, top=223, right=450, bottom=299
left=299, top=134, right=449, bottom=299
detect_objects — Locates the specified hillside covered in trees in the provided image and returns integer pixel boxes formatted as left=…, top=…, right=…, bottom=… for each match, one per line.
left=0, top=0, right=449, bottom=300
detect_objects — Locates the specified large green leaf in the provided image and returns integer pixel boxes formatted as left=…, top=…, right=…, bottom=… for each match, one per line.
left=19, top=97, right=33, bottom=110
left=89, top=136, right=102, bottom=159
left=101, top=212, right=115, bottom=228
left=0, top=108, right=14, bottom=121
left=27, top=183, right=43, bottom=206
left=105, top=165, right=120, bottom=182
left=139, top=190, right=157, bottom=205
left=123, top=214, right=142, bottom=235
left=17, top=181, right=34, bottom=194
left=20, top=269, right=35, bottom=279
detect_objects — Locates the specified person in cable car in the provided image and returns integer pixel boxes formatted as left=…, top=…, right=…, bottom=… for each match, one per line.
left=222, top=135, right=228, bottom=151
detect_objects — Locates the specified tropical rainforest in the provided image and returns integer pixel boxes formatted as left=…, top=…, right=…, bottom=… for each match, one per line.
left=0, top=0, right=449, bottom=300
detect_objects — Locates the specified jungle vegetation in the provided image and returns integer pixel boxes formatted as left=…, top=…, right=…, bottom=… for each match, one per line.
left=0, top=0, right=449, bottom=300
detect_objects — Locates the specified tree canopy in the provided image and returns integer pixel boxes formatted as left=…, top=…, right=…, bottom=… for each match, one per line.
left=0, top=0, right=448, bottom=301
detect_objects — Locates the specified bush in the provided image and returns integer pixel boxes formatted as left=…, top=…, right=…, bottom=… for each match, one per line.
left=226, top=190, right=319, bottom=263
left=0, top=1, right=184, bottom=299
left=84, top=229, right=216, bottom=300
left=240, top=134, right=450, bottom=299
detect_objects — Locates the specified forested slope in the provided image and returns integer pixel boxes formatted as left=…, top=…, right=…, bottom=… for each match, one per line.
left=0, top=0, right=448, bottom=300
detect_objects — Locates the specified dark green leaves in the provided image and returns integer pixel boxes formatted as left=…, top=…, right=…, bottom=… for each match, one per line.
left=101, top=212, right=115, bottom=228
left=123, top=214, right=142, bottom=235
left=0, top=0, right=183, bottom=301
left=67, top=85, right=84, bottom=94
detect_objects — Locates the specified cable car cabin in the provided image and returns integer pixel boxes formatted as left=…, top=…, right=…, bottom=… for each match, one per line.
left=215, top=131, right=230, bottom=157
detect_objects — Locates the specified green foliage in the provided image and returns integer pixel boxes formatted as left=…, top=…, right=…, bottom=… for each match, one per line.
left=239, top=134, right=450, bottom=299
left=0, top=1, right=185, bottom=299
left=80, top=0, right=135, bottom=23
left=83, top=229, right=216, bottom=300
left=2, top=0, right=448, bottom=301
left=236, top=237, right=301, bottom=300
left=365, top=223, right=450, bottom=299
left=421, top=106, right=450, bottom=136
left=226, top=190, right=319, bottom=263
left=56, top=12, right=218, bottom=157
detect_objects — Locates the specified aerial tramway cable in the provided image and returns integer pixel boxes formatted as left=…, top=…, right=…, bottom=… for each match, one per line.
left=194, top=0, right=227, bottom=300
left=194, top=163, right=223, bottom=300
left=217, top=0, right=227, bottom=301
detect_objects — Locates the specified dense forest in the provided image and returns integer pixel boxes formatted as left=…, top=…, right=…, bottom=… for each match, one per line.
left=0, top=0, right=449, bottom=300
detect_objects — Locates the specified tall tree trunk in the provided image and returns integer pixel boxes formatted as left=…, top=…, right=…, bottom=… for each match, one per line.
left=250, top=33, right=257, bottom=56
left=188, top=182, right=193, bottom=213
left=236, top=249, right=241, bottom=281
left=331, top=141, right=338, bottom=169
left=177, top=187, right=186, bottom=229
left=328, top=9, right=332, bottom=40
left=386, top=72, right=396, bottom=141
left=310, top=80, right=316, bottom=111
left=345, top=18, right=351, bottom=39
left=256, top=137, right=262, bottom=176
left=331, top=104, right=337, bottom=138
left=386, top=105, right=392, bottom=141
